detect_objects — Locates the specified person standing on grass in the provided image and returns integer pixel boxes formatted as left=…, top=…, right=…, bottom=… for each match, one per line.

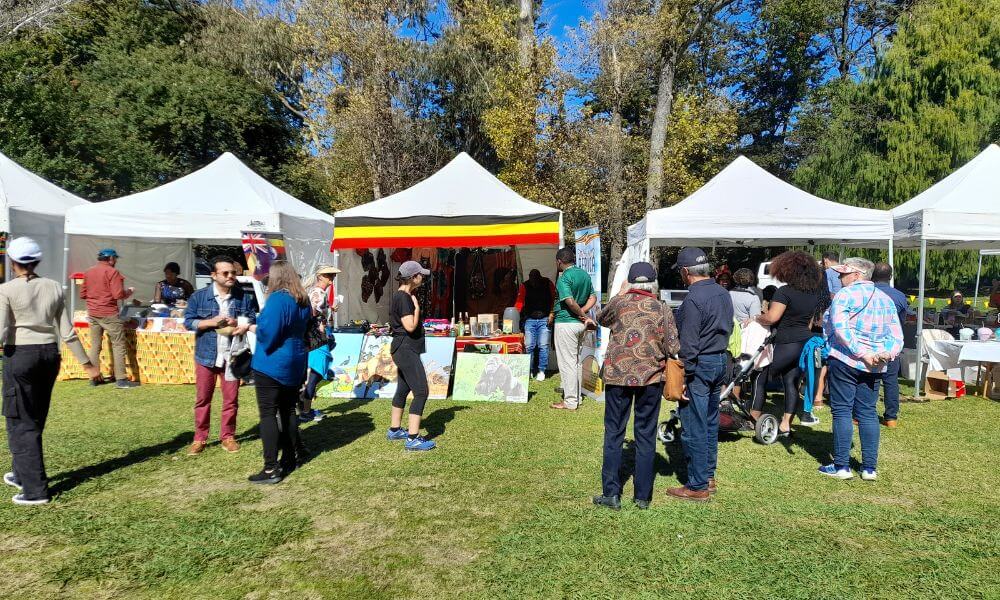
left=1, top=238, right=103, bottom=505
left=300, top=265, right=340, bottom=423
left=184, top=257, right=256, bottom=456
left=819, top=258, right=903, bottom=482
left=730, top=268, right=762, bottom=325
left=592, top=262, right=680, bottom=511
left=666, top=248, right=733, bottom=503
left=79, top=248, right=138, bottom=389
left=550, top=248, right=597, bottom=411
left=870, top=263, right=908, bottom=429
left=514, top=269, right=556, bottom=382
left=386, top=261, right=436, bottom=451
left=249, top=262, right=313, bottom=484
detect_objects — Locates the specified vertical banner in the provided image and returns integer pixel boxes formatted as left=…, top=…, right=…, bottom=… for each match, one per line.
left=241, top=232, right=287, bottom=280
left=574, top=225, right=604, bottom=401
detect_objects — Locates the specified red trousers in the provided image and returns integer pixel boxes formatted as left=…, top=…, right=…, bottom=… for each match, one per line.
left=194, top=362, right=240, bottom=442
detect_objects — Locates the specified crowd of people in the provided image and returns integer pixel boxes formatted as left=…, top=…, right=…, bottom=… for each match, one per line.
left=1, top=235, right=906, bottom=506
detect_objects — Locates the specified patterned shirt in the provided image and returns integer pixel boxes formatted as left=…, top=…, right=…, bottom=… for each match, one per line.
left=596, top=290, right=681, bottom=386
left=824, top=280, right=904, bottom=373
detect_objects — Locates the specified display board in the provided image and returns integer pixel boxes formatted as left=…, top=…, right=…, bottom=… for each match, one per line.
left=575, top=225, right=605, bottom=401
left=347, top=335, right=456, bottom=400
left=313, top=333, right=367, bottom=399
left=452, top=353, right=530, bottom=403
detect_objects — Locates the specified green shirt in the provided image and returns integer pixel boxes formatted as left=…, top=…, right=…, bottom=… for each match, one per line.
left=553, top=266, right=596, bottom=324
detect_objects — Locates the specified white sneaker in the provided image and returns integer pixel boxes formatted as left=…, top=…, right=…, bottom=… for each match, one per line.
left=12, top=493, right=49, bottom=505
left=861, top=469, right=878, bottom=481
left=3, top=472, right=22, bottom=490
left=818, top=464, right=854, bottom=479
left=535, top=372, right=546, bottom=382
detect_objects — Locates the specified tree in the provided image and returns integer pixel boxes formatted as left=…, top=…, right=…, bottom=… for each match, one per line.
left=794, top=0, right=1000, bottom=289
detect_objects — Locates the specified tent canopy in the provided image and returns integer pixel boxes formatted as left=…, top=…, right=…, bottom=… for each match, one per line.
left=332, top=152, right=561, bottom=249
left=64, top=152, right=334, bottom=297
left=892, top=144, right=1000, bottom=249
left=628, top=155, right=893, bottom=248
left=0, top=151, right=88, bottom=280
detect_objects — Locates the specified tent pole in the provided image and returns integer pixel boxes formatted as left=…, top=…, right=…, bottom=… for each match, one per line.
left=64, top=231, right=75, bottom=317
left=914, top=239, right=928, bottom=396
left=888, top=237, right=895, bottom=286
left=973, top=252, right=983, bottom=309
left=333, top=250, right=340, bottom=328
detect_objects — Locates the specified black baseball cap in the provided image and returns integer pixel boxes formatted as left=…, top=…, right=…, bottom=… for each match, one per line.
left=672, top=247, right=709, bottom=270
left=627, top=262, right=657, bottom=283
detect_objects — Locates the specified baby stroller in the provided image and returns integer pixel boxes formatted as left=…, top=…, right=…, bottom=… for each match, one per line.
left=657, top=334, right=780, bottom=446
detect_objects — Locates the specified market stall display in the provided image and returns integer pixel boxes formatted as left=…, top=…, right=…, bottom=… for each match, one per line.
left=59, top=323, right=197, bottom=385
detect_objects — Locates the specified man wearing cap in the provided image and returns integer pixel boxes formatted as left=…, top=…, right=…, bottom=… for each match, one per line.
left=666, top=248, right=733, bottom=502
left=592, top=262, right=680, bottom=510
left=819, top=257, right=903, bottom=482
left=550, top=247, right=597, bottom=411
left=80, top=249, right=137, bottom=389
left=1, top=238, right=102, bottom=504
left=871, top=262, right=908, bottom=428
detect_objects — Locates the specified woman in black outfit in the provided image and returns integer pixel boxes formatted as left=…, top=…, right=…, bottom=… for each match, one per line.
left=750, top=251, right=824, bottom=436
left=386, top=261, right=436, bottom=451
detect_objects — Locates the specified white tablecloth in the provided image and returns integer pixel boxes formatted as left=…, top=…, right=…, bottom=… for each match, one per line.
left=957, top=341, right=1000, bottom=363
left=928, top=341, right=1000, bottom=395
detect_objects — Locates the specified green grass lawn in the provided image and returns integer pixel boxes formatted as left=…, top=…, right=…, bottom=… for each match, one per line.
left=0, top=377, right=998, bottom=599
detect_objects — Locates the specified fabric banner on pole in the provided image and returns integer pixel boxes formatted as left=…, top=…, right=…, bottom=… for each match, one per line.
left=575, top=225, right=604, bottom=401
left=242, top=232, right=286, bottom=280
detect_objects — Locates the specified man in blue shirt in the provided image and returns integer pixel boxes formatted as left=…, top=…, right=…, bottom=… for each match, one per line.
left=823, top=251, right=843, bottom=298
left=666, top=248, right=733, bottom=502
left=871, top=262, right=908, bottom=428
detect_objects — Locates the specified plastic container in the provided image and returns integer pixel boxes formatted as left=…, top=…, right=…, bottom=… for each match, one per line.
left=959, top=327, right=975, bottom=341
left=977, top=327, right=993, bottom=341
left=503, top=307, right=520, bottom=334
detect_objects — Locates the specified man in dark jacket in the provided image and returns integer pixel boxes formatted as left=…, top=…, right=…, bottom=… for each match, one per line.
left=183, top=257, right=256, bottom=456
left=514, top=269, right=556, bottom=381
left=666, top=247, right=733, bottom=502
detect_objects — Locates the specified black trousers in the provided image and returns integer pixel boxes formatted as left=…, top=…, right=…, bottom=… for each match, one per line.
left=751, top=340, right=806, bottom=415
left=253, top=371, right=299, bottom=472
left=602, top=383, right=664, bottom=502
left=390, top=346, right=428, bottom=416
left=3, top=344, right=61, bottom=500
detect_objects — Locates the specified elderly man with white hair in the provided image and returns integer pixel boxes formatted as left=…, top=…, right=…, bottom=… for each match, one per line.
left=820, top=257, right=904, bottom=482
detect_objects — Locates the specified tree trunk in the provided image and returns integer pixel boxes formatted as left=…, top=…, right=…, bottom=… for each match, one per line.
left=645, top=51, right=677, bottom=211
left=517, top=0, right=533, bottom=70
left=607, top=44, right=625, bottom=269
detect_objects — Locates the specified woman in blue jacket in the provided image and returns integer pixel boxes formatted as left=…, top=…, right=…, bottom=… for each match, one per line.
left=249, top=261, right=313, bottom=484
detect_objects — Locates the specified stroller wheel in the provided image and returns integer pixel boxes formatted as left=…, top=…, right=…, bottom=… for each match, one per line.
left=755, top=414, right=779, bottom=445
left=657, top=422, right=676, bottom=444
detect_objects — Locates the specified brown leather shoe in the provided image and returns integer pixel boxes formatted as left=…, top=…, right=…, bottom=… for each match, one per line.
left=708, top=478, right=717, bottom=495
left=220, top=438, right=240, bottom=453
left=188, top=441, right=207, bottom=455
left=883, top=419, right=898, bottom=428
left=665, top=486, right=711, bottom=502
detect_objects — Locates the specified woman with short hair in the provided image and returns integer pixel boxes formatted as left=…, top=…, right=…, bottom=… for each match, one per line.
left=752, top=251, right=824, bottom=435
left=592, top=262, right=680, bottom=510
left=153, top=262, right=195, bottom=306
left=730, top=268, right=762, bottom=324
left=1, top=237, right=102, bottom=505
left=248, top=261, right=312, bottom=484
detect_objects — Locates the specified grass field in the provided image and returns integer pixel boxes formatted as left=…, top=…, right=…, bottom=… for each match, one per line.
left=0, top=377, right=998, bottom=599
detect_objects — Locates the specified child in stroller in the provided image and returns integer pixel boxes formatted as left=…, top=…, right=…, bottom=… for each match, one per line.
left=658, top=329, right=780, bottom=446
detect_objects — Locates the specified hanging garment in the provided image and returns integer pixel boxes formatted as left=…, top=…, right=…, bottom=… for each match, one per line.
left=374, top=249, right=390, bottom=303
left=469, top=250, right=487, bottom=300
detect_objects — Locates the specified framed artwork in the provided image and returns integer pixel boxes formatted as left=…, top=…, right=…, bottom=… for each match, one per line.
left=452, top=353, right=530, bottom=403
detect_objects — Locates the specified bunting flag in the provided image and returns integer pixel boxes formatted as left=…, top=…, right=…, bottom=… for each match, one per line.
left=330, top=214, right=561, bottom=250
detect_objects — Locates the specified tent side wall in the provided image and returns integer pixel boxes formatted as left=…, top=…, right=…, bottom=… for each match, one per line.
left=280, top=214, right=336, bottom=278
left=68, top=236, right=195, bottom=304
left=8, top=209, right=67, bottom=281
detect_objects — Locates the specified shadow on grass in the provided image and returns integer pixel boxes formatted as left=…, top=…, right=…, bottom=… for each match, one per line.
left=298, top=411, right=376, bottom=466
left=423, top=405, right=471, bottom=440
left=49, top=432, right=192, bottom=496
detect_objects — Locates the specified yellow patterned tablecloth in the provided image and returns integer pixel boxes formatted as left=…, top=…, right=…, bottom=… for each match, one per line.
left=60, top=326, right=197, bottom=385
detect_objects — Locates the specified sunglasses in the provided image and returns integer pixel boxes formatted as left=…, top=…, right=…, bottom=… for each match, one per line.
left=214, top=271, right=237, bottom=277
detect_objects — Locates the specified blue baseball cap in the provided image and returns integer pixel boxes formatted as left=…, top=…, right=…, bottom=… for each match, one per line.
left=672, top=247, right=709, bottom=270
left=627, top=262, right=657, bottom=283
left=97, top=248, right=119, bottom=259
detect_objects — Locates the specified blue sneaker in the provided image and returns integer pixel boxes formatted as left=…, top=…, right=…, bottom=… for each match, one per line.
left=818, top=464, right=854, bottom=480
left=386, top=428, right=408, bottom=441
left=404, top=436, right=437, bottom=451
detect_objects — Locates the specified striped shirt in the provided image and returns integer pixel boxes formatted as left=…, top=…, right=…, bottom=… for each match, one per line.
left=824, top=281, right=904, bottom=373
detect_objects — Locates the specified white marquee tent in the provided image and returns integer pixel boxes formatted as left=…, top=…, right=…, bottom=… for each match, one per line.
left=615, top=155, right=894, bottom=296
left=0, top=151, right=88, bottom=281
left=891, top=144, right=1000, bottom=394
left=64, top=152, right=334, bottom=299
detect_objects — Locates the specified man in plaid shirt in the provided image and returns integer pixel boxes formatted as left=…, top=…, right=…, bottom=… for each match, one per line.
left=820, top=257, right=904, bottom=482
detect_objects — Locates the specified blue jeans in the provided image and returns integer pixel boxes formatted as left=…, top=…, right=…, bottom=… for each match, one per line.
left=873, top=356, right=900, bottom=420
left=679, top=353, right=726, bottom=491
left=524, top=318, right=550, bottom=374
left=828, top=358, right=881, bottom=470
left=602, top=383, right=663, bottom=501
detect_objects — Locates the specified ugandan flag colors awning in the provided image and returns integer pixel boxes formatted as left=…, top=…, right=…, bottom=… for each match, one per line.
left=331, top=153, right=562, bottom=250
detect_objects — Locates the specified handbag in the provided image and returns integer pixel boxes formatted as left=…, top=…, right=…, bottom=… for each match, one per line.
left=229, top=343, right=253, bottom=380
left=663, top=358, right=686, bottom=402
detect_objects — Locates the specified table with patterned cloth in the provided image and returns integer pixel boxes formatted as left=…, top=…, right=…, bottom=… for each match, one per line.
left=454, top=334, right=525, bottom=354
left=59, top=324, right=197, bottom=385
